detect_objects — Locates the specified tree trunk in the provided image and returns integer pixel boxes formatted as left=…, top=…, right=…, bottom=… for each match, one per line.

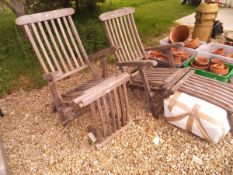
left=0, top=0, right=25, bottom=16
left=11, top=0, right=25, bottom=16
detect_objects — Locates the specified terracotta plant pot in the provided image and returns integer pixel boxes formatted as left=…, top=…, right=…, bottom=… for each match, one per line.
left=185, top=37, right=200, bottom=49
left=227, top=53, right=233, bottom=58
left=210, top=64, right=229, bottom=76
left=190, top=60, right=209, bottom=70
left=194, top=56, right=209, bottom=66
left=211, top=48, right=225, bottom=56
left=171, top=48, right=179, bottom=52
left=169, top=25, right=190, bottom=43
left=149, top=50, right=163, bottom=58
left=210, top=58, right=224, bottom=65
left=174, top=56, right=182, bottom=65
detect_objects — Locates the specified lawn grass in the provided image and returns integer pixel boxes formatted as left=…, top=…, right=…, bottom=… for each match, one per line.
left=0, top=0, right=195, bottom=97
left=100, top=0, right=195, bottom=44
left=0, top=11, right=46, bottom=97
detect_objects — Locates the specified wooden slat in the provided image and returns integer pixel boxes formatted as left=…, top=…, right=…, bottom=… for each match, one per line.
left=105, top=20, right=123, bottom=62
left=16, top=8, right=75, bottom=25
left=97, top=99, right=107, bottom=138
left=113, top=88, right=121, bottom=129
left=164, top=68, right=190, bottom=90
left=68, top=16, right=88, bottom=62
left=90, top=103, right=103, bottom=142
left=102, top=96, right=112, bottom=136
left=44, top=20, right=68, bottom=72
left=185, top=77, right=233, bottom=97
left=179, top=85, right=233, bottom=112
left=99, top=7, right=135, bottom=21
left=184, top=79, right=233, bottom=102
left=123, top=83, right=129, bottom=122
left=57, top=18, right=79, bottom=68
left=95, top=122, right=132, bottom=149
left=38, top=22, right=62, bottom=72
left=63, top=16, right=85, bottom=66
left=111, top=19, right=128, bottom=62
left=24, top=25, right=48, bottom=73
left=119, top=16, right=134, bottom=60
left=51, top=19, right=74, bottom=70
left=118, top=85, right=126, bottom=126
left=73, top=73, right=130, bottom=105
left=126, top=14, right=142, bottom=59
left=129, top=14, right=146, bottom=58
left=52, top=65, right=88, bottom=82
left=171, top=70, right=194, bottom=92
left=190, top=74, right=233, bottom=93
left=31, top=23, right=55, bottom=72
left=68, top=16, right=98, bottom=79
left=122, top=15, right=138, bottom=58
left=107, top=91, right=117, bottom=132
left=115, top=17, right=131, bottom=61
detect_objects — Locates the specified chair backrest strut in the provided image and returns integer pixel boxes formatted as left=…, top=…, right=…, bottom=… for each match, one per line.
left=99, top=7, right=147, bottom=63
left=16, top=8, right=95, bottom=80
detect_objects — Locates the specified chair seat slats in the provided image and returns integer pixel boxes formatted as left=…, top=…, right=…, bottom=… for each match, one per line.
left=131, top=68, right=180, bottom=88
left=178, top=73, right=233, bottom=112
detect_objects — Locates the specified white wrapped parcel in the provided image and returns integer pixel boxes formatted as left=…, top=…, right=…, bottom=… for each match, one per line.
left=164, top=92, right=230, bottom=143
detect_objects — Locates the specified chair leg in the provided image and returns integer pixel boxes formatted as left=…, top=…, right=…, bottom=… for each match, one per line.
left=57, top=107, right=69, bottom=126
left=52, top=102, right=57, bottom=113
left=228, top=113, right=233, bottom=134
left=150, top=90, right=172, bottom=118
left=149, top=95, right=163, bottom=117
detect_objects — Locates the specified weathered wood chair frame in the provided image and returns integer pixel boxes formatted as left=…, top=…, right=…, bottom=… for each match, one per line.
left=99, top=7, right=190, bottom=116
left=15, top=8, right=131, bottom=146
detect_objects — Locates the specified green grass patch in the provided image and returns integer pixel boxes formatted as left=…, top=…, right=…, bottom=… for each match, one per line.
left=0, top=0, right=194, bottom=97
left=100, top=0, right=195, bottom=45
left=0, top=12, right=46, bottom=97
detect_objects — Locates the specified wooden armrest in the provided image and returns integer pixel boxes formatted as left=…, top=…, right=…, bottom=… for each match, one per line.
left=145, top=43, right=184, bottom=51
left=88, top=47, right=116, bottom=61
left=43, top=71, right=63, bottom=81
left=73, top=73, right=130, bottom=107
left=118, top=60, right=157, bottom=68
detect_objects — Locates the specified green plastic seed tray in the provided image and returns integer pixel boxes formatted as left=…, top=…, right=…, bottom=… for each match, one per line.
left=183, top=57, right=233, bottom=83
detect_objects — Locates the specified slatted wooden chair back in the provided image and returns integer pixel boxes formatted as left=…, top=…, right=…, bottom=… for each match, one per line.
left=99, top=7, right=147, bottom=63
left=16, top=8, right=95, bottom=80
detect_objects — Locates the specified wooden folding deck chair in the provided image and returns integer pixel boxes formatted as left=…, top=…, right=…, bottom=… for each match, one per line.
left=16, top=8, right=131, bottom=147
left=99, top=7, right=190, bottom=116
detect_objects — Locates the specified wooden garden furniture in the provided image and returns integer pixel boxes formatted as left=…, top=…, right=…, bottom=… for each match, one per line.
left=16, top=8, right=131, bottom=148
left=99, top=7, right=233, bottom=132
left=99, top=7, right=190, bottom=116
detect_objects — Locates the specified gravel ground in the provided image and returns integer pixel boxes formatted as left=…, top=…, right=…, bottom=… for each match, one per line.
left=0, top=64, right=233, bottom=175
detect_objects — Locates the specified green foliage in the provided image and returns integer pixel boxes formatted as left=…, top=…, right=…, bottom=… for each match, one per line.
left=24, top=0, right=66, bottom=13
left=101, top=0, right=195, bottom=45
left=77, top=0, right=105, bottom=10
left=24, top=0, right=106, bottom=13
left=0, top=12, right=46, bottom=97
left=75, top=17, right=107, bottom=54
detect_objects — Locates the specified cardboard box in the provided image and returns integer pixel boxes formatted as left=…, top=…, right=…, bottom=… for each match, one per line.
left=164, top=92, right=230, bottom=143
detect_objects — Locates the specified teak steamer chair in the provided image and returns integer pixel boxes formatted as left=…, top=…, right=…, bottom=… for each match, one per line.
left=16, top=8, right=131, bottom=148
left=99, top=7, right=190, bottom=116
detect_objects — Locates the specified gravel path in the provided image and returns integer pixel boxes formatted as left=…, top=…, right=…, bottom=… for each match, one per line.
left=0, top=66, right=233, bottom=175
